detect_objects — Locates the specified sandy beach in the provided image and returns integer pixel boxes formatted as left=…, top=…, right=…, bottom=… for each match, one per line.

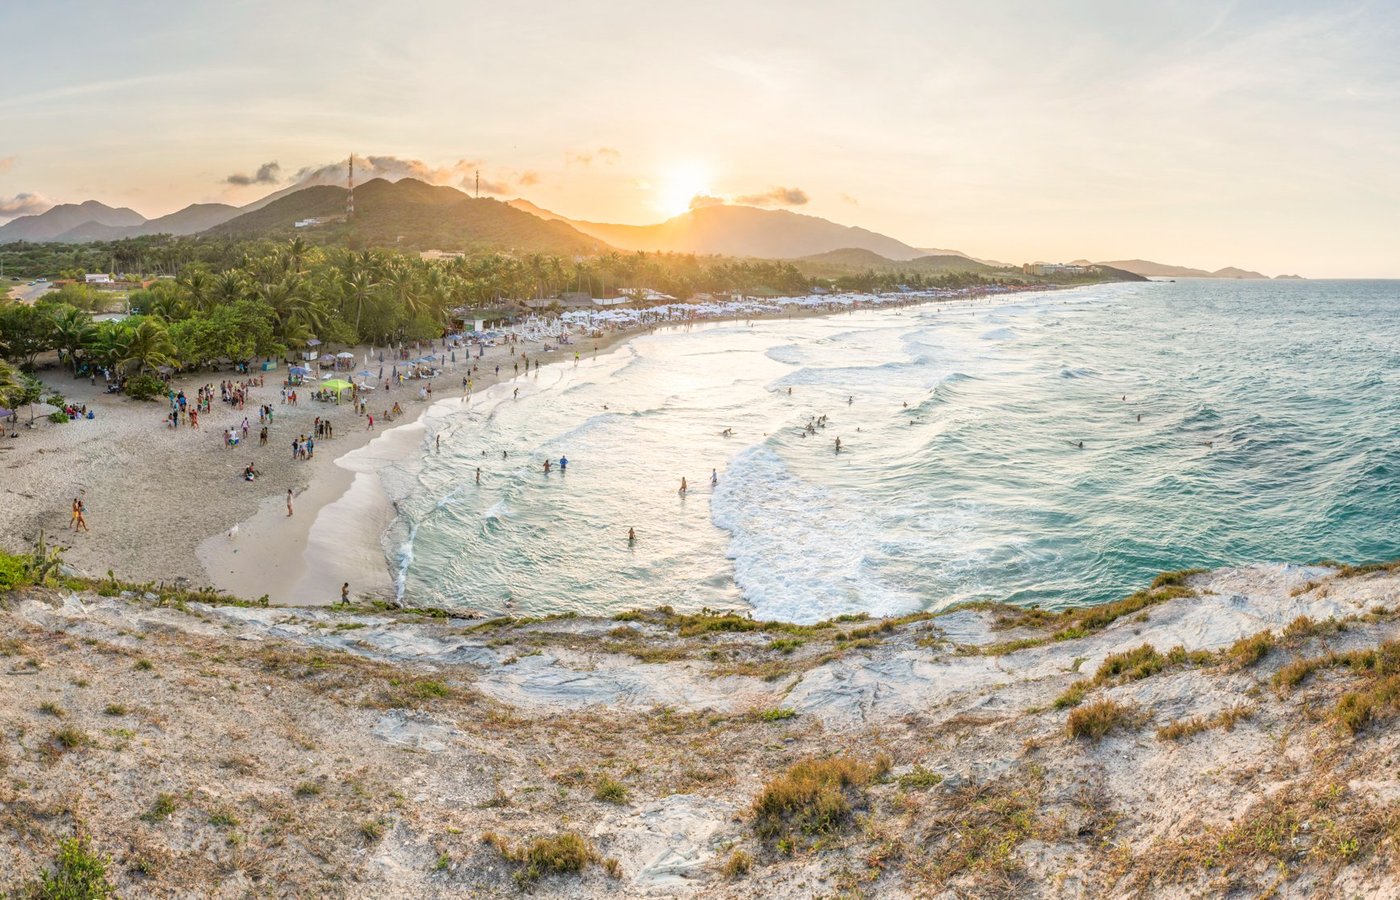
left=0, top=289, right=1036, bottom=608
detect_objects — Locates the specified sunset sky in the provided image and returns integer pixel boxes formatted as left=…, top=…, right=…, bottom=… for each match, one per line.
left=2, top=0, right=1397, bottom=276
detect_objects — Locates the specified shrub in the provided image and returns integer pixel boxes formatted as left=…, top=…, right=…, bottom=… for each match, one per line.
left=751, top=754, right=890, bottom=849
left=51, top=727, right=89, bottom=752
left=48, top=411, right=70, bottom=424
left=22, top=835, right=114, bottom=899
left=1094, top=644, right=1167, bottom=683
left=722, top=849, right=753, bottom=878
left=593, top=775, right=629, bottom=804
left=757, top=707, right=797, bottom=722
left=1054, top=680, right=1091, bottom=708
left=294, top=781, right=322, bottom=797
left=142, top=793, right=178, bottom=823
left=769, top=638, right=805, bottom=654
left=896, top=765, right=944, bottom=790
left=0, top=551, right=33, bottom=589
left=1151, top=568, right=1207, bottom=589
left=1066, top=699, right=1139, bottom=742
left=1225, top=631, right=1275, bottom=669
left=483, top=831, right=597, bottom=884
left=411, top=679, right=450, bottom=698
left=123, top=374, right=165, bottom=401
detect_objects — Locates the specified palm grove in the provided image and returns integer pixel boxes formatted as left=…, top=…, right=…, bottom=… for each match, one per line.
left=0, top=235, right=1002, bottom=410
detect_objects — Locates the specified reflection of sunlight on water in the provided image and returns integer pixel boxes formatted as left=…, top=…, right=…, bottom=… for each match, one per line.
left=376, top=280, right=1400, bottom=623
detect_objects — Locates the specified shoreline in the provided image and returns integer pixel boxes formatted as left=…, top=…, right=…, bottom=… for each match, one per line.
left=225, top=284, right=1068, bottom=609
left=0, top=283, right=1071, bottom=609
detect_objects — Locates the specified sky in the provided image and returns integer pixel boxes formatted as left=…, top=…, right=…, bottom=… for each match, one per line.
left=1, top=0, right=1398, bottom=276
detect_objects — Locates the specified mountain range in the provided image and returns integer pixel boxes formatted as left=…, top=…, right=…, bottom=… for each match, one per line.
left=0, top=175, right=1296, bottom=278
left=506, top=198, right=928, bottom=260
left=1092, top=259, right=1284, bottom=280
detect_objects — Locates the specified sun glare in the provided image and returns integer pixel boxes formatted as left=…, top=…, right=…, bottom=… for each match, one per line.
left=656, top=162, right=713, bottom=217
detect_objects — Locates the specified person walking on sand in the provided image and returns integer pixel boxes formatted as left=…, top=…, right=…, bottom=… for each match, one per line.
left=286, top=489, right=294, bottom=517
left=341, top=582, right=350, bottom=606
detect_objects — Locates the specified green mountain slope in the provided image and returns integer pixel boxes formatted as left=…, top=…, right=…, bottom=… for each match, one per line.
left=208, top=179, right=608, bottom=254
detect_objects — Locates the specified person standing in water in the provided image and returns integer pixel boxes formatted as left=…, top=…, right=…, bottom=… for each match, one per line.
left=710, top=468, right=718, bottom=486
left=835, top=437, right=842, bottom=453
left=679, top=477, right=688, bottom=495
left=559, top=455, right=568, bottom=472
left=475, top=467, right=481, bottom=484
left=628, top=527, right=636, bottom=545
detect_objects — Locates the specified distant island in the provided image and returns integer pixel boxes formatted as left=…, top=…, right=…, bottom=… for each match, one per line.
left=1094, top=259, right=1300, bottom=280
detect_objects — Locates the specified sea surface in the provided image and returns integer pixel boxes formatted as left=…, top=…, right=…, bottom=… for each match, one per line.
left=379, top=279, right=1400, bottom=623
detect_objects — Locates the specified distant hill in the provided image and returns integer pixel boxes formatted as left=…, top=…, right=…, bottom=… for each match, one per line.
left=507, top=199, right=926, bottom=260
left=797, top=247, right=998, bottom=275
left=1099, top=259, right=1274, bottom=279
left=0, top=200, right=145, bottom=243
left=210, top=178, right=607, bottom=255
left=49, top=203, right=242, bottom=242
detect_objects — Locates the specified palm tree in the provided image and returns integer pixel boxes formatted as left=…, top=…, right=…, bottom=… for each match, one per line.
left=49, top=306, right=95, bottom=375
left=0, top=358, right=24, bottom=409
left=286, top=237, right=309, bottom=275
left=118, top=319, right=177, bottom=374
left=212, top=271, right=247, bottom=305
left=340, top=270, right=381, bottom=338
left=176, top=269, right=214, bottom=312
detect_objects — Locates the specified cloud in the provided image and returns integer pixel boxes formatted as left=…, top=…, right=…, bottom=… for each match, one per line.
left=734, top=186, right=809, bottom=207
left=0, top=156, right=14, bottom=174
left=839, top=192, right=859, bottom=205
left=688, top=194, right=726, bottom=209
left=225, top=161, right=282, bottom=186
left=567, top=146, right=621, bottom=166
left=0, top=192, right=54, bottom=218
left=460, top=176, right=509, bottom=196
left=517, top=171, right=541, bottom=187
left=292, top=155, right=485, bottom=189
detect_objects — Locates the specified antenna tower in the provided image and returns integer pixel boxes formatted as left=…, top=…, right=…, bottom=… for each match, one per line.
left=475, top=170, right=480, bottom=199
left=347, top=154, right=355, bottom=218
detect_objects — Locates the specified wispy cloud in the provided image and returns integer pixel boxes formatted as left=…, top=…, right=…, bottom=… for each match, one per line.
left=225, top=161, right=281, bottom=186
left=567, top=146, right=622, bottom=167
left=293, top=155, right=483, bottom=188
left=734, top=186, right=809, bottom=207
left=0, top=157, right=14, bottom=175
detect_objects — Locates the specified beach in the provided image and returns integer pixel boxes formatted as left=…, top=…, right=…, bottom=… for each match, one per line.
left=2, top=288, right=1012, bottom=606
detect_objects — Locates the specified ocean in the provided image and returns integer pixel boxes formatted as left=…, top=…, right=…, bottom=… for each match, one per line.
left=376, top=279, right=1400, bottom=623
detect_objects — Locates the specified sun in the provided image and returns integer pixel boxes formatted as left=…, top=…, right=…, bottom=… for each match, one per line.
left=656, top=162, right=714, bottom=217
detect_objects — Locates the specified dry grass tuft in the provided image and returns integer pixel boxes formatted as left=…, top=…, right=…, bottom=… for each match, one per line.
left=1066, top=699, right=1141, bottom=742
left=751, top=754, right=891, bottom=852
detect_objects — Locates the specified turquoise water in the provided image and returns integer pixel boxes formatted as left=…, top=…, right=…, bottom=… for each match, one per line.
left=382, top=279, right=1400, bottom=622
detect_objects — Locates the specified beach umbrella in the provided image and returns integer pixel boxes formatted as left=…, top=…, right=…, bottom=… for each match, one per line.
left=336, top=351, right=354, bottom=359
left=357, top=369, right=375, bottom=378
left=289, top=365, right=310, bottom=374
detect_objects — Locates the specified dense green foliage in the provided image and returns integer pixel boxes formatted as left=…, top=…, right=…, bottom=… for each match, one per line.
left=1, top=234, right=1133, bottom=381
